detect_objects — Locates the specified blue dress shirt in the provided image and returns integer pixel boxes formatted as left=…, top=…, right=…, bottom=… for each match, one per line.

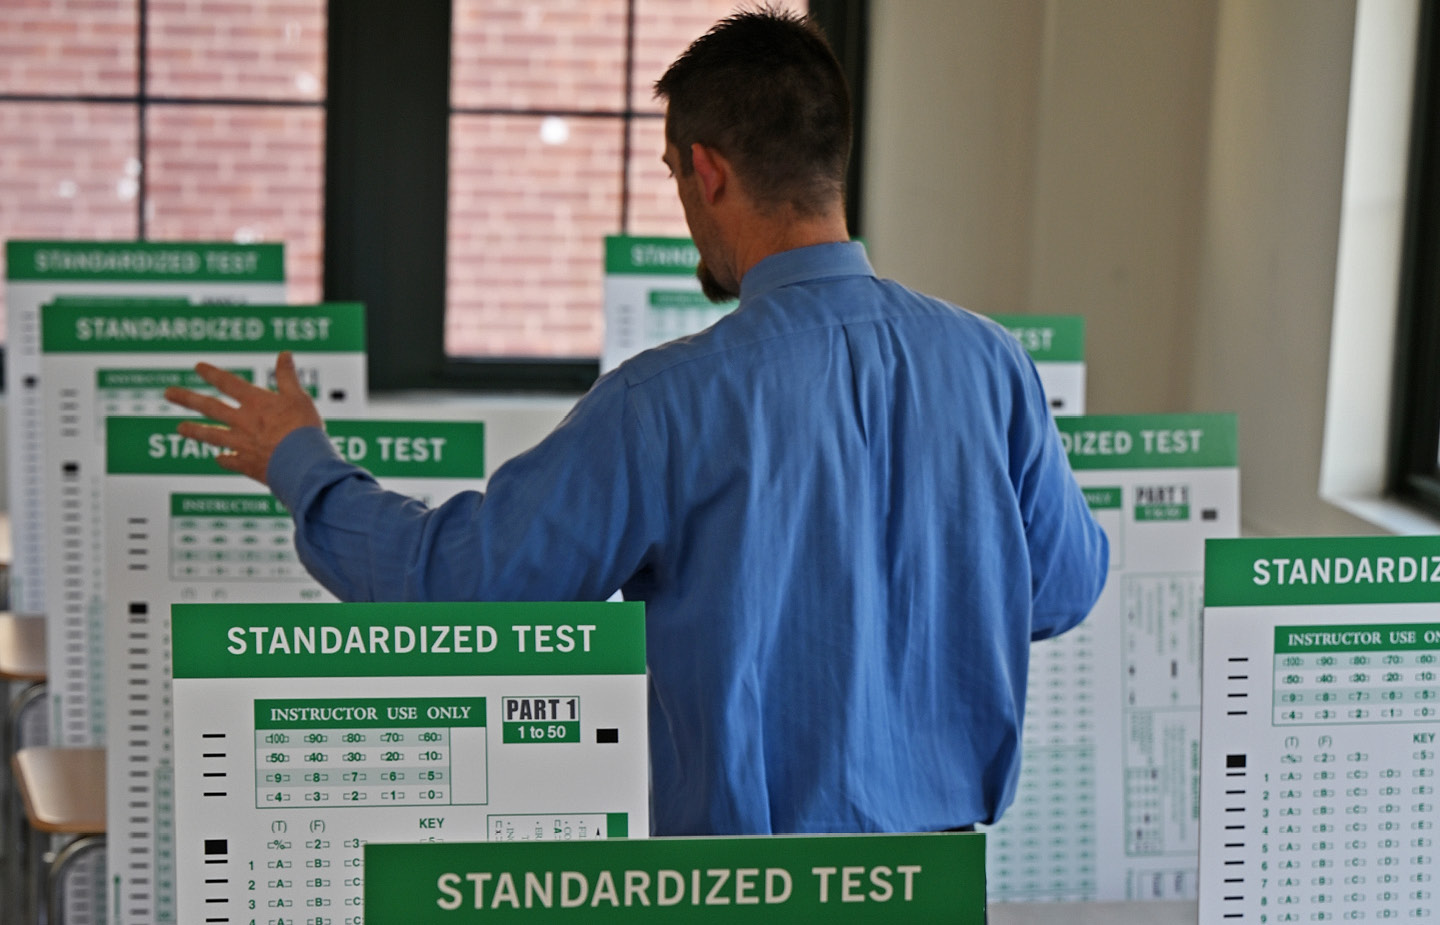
left=269, top=241, right=1108, bottom=836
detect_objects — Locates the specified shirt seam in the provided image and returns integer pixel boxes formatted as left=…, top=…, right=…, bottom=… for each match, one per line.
left=620, top=301, right=977, bottom=391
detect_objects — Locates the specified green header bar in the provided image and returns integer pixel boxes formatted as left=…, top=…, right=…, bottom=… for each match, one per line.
left=1056, top=413, right=1237, bottom=469
left=171, top=601, right=646, bottom=679
left=1206, top=536, right=1440, bottom=607
left=40, top=300, right=366, bottom=352
left=988, top=314, right=1085, bottom=362
left=172, top=493, right=286, bottom=518
left=256, top=697, right=486, bottom=729
left=325, top=420, right=486, bottom=478
left=649, top=290, right=718, bottom=309
left=54, top=295, right=191, bottom=307
left=107, top=416, right=485, bottom=478
left=98, top=367, right=252, bottom=390
left=605, top=236, right=701, bottom=276
left=107, top=416, right=231, bottom=475
left=503, top=721, right=580, bottom=744
left=1136, top=503, right=1188, bottom=522
left=364, top=832, right=984, bottom=924
left=1274, top=624, right=1440, bottom=653
left=7, top=240, right=284, bottom=282
left=1082, top=486, right=1122, bottom=509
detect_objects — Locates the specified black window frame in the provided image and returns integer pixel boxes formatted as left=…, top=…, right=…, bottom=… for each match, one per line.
left=1391, top=0, right=1440, bottom=517
left=325, top=0, right=870, bottom=393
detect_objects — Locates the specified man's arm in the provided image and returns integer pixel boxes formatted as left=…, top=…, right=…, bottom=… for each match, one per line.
left=1011, top=364, right=1110, bottom=641
left=163, top=350, right=323, bottom=484
left=166, top=354, right=662, bottom=604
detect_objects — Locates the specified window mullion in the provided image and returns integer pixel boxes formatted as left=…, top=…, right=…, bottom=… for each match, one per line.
left=324, top=0, right=451, bottom=390
left=1390, top=0, right=1440, bottom=514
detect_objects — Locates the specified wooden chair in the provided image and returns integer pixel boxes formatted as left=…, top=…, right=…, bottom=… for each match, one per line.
left=1, top=613, right=46, bottom=918
left=11, top=747, right=105, bottom=925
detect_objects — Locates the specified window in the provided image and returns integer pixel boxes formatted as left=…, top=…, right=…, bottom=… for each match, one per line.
left=2, top=0, right=868, bottom=391
left=0, top=0, right=328, bottom=342
left=446, top=1, right=742, bottom=361
left=1391, top=0, right=1440, bottom=517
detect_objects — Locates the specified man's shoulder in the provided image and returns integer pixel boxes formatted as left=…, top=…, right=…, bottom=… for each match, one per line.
left=871, top=280, right=1035, bottom=359
left=607, top=325, right=737, bottom=389
left=605, top=276, right=1034, bottom=391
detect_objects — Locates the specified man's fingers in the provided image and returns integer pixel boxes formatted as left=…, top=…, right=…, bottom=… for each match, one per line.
left=176, top=419, right=241, bottom=450
left=273, top=351, right=305, bottom=398
left=212, top=449, right=266, bottom=482
left=193, top=361, right=271, bottom=403
left=213, top=453, right=247, bottom=475
left=164, top=387, right=239, bottom=425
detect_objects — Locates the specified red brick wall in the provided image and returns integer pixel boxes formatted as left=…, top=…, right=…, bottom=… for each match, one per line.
left=448, top=113, right=625, bottom=356
left=145, top=105, right=324, bottom=301
left=143, top=0, right=326, bottom=302
left=0, top=101, right=139, bottom=240
left=452, top=0, right=627, bottom=112
left=0, top=0, right=138, bottom=95
left=147, top=0, right=326, bottom=101
left=0, top=0, right=325, bottom=342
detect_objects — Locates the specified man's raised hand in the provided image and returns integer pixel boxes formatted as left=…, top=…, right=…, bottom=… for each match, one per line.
left=164, top=351, right=325, bottom=484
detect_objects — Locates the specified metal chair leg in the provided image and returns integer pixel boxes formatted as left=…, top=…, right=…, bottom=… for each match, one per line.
left=19, top=814, right=42, bottom=925
left=5, top=682, right=46, bottom=925
left=47, top=833, right=106, bottom=925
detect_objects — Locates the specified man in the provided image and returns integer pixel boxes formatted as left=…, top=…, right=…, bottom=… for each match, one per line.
left=167, top=9, right=1107, bottom=837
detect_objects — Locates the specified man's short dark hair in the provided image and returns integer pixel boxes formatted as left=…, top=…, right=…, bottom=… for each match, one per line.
left=654, top=6, right=851, bottom=217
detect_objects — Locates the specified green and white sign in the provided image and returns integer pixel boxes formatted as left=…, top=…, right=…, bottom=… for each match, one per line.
left=103, top=416, right=486, bottom=925
left=170, top=601, right=648, bottom=925
left=364, top=831, right=984, bottom=923
left=985, top=413, right=1239, bottom=904
left=6, top=240, right=285, bottom=282
left=1205, top=535, right=1440, bottom=607
left=988, top=314, right=1086, bottom=415
left=1198, top=535, right=1440, bottom=924
left=41, top=300, right=365, bottom=352
left=40, top=300, right=366, bottom=755
left=601, top=235, right=736, bottom=373
left=3, top=240, right=286, bottom=617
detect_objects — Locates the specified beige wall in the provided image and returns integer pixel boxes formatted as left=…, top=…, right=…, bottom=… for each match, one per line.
left=862, top=1, right=1043, bottom=312
left=863, top=0, right=1380, bottom=536
left=1189, top=0, right=1373, bottom=535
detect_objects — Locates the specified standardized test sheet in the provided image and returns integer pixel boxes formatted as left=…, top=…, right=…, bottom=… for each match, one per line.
left=986, top=413, right=1239, bottom=903
left=169, top=601, right=649, bottom=924
left=102, top=415, right=488, bottom=925
left=41, top=300, right=367, bottom=750
left=3, top=240, right=285, bottom=615
left=1199, top=535, right=1440, bottom=923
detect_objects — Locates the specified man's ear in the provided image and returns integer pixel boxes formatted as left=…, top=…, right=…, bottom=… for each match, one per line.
left=690, top=143, right=727, bottom=204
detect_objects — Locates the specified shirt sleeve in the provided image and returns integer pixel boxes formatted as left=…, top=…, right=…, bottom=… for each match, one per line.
left=1008, top=361, right=1110, bottom=641
left=266, top=374, right=665, bottom=603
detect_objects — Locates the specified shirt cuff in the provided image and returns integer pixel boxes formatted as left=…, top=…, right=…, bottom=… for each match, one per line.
left=267, top=425, right=341, bottom=511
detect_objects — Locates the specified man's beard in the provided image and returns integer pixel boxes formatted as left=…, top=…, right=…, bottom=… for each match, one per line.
left=697, top=258, right=737, bottom=303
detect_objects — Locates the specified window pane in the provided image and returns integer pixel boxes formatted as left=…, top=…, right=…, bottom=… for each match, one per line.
left=630, top=0, right=807, bottom=112
left=147, top=0, right=325, bottom=102
left=447, top=113, right=622, bottom=357
left=626, top=114, right=689, bottom=236
left=444, top=2, right=813, bottom=363
left=0, top=101, right=140, bottom=340
left=145, top=105, right=324, bottom=302
left=452, top=0, right=626, bottom=112
left=0, top=0, right=138, bottom=96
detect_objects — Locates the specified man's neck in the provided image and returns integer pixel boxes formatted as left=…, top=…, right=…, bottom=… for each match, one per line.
left=727, top=207, right=851, bottom=287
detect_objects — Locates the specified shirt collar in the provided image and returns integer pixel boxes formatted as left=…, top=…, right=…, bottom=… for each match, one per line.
left=738, top=241, right=875, bottom=304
